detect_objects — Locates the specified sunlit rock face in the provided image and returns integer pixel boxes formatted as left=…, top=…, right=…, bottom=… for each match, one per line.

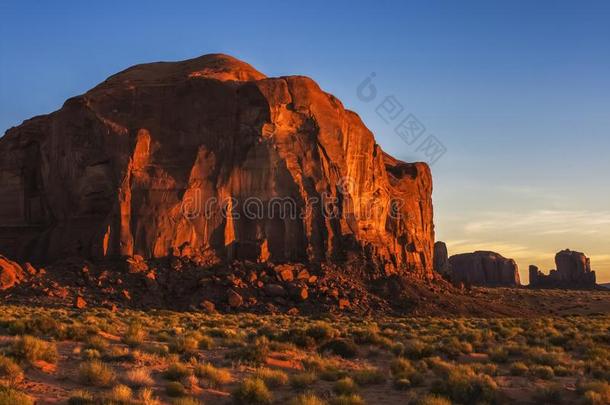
left=448, top=251, right=521, bottom=287
left=0, top=54, right=435, bottom=278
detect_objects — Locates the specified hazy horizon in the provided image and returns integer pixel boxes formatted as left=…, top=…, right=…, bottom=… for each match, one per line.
left=1, top=0, right=608, bottom=282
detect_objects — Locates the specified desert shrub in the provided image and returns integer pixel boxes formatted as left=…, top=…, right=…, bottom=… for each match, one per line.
left=102, top=345, right=132, bottom=362
left=194, top=362, right=231, bottom=388
left=0, top=355, right=23, bottom=385
left=171, top=398, right=202, bottom=405
left=306, top=322, right=337, bottom=342
left=227, top=337, right=270, bottom=365
left=431, top=365, right=498, bottom=404
left=302, top=355, right=346, bottom=382
left=584, top=358, right=610, bottom=380
left=253, top=367, right=289, bottom=388
left=166, top=381, right=187, bottom=397
left=350, top=368, right=385, bottom=385
left=288, top=393, right=327, bottom=405
left=530, top=365, right=555, bottom=380
left=84, top=335, right=109, bottom=352
left=577, top=380, right=610, bottom=405
left=137, top=387, right=161, bottom=405
left=319, top=339, right=358, bottom=359
left=78, top=360, right=116, bottom=387
left=439, top=337, right=473, bottom=358
left=232, top=377, right=273, bottom=404
left=488, top=347, right=509, bottom=363
left=553, top=365, right=571, bottom=376
left=163, top=362, right=191, bottom=381
left=390, top=358, right=424, bottom=387
left=11, top=335, right=58, bottom=364
left=333, top=377, right=358, bottom=395
left=81, top=348, right=101, bottom=360
left=414, top=394, right=452, bottom=405
left=66, top=389, right=94, bottom=405
left=290, top=372, right=318, bottom=390
left=402, top=339, right=433, bottom=360
left=528, top=347, right=564, bottom=367
left=198, top=335, right=215, bottom=350
left=105, top=384, right=133, bottom=403
left=426, top=356, right=454, bottom=376
left=122, top=322, right=147, bottom=347
left=533, top=383, right=564, bottom=404
left=510, top=361, right=529, bottom=376
left=169, top=333, right=200, bottom=355
left=328, top=394, right=365, bottom=405
left=123, top=368, right=154, bottom=387
left=0, top=387, right=33, bottom=405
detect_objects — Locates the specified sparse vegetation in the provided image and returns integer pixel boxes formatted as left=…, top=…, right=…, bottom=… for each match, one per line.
left=0, top=304, right=607, bottom=404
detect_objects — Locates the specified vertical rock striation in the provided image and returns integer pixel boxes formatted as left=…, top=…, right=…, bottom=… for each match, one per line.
left=0, top=54, right=435, bottom=279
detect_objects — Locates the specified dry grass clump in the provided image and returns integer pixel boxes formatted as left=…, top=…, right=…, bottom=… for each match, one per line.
left=194, top=362, right=232, bottom=388
left=577, top=380, right=610, bottom=405
left=123, top=368, right=154, bottom=388
left=232, top=377, right=273, bottom=404
left=0, top=387, right=33, bottom=405
left=226, top=337, right=270, bottom=365
left=77, top=360, right=116, bottom=387
left=350, top=367, right=386, bottom=385
left=0, top=355, right=24, bottom=385
left=290, top=372, right=319, bottom=391
left=105, top=384, right=133, bottom=403
left=122, top=322, right=147, bottom=347
left=11, top=335, right=58, bottom=364
left=431, top=364, right=498, bottom=404
left=171, top=397, right=203, bottom=405
left=333, top=377, right=358, bottom=395
left=253, top=367, right=289, bottom=388
left=328, top=394, right=365, bottom=405
left=163, top=361, right=192, bottom=381
left=288, top=393, right=328, bottom=405
left=390, top=358, right=425, bottom=388
left=414, top=394, right=452, bottom=405
left=319, top=339, right=358, bottom=359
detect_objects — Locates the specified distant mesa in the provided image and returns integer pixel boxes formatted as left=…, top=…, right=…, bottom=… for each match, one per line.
left=437, top=248, right=520, bottom=287
left=529, top=249, right=597, bottom=289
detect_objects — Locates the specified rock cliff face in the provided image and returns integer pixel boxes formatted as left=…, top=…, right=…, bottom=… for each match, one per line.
left=0, top=54, right=434, bottom=279
left=530, top=249, right=596, bottom=289
left=448, top=251, right=521, bottom=287
left=433, top=241, right=450, bottom=276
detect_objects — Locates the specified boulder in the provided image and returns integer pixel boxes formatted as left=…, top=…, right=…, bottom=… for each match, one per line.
left=0, top=54, right=434, bottom=280
left=448, top=251, right=521, bottom=287
left=227, top=289, right=243, bottom=308
left=0, top=255, right=25, bottom=290
left=74, top=296, right=87, bottom=309
left=264, top=283, right=286, bottom=297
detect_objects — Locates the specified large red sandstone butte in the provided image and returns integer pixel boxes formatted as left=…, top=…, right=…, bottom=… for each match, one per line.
left=0, top=54, right=434, bottom=278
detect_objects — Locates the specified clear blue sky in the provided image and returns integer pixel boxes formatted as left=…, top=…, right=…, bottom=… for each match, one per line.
left=1, top=0, right=609, bottom=282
